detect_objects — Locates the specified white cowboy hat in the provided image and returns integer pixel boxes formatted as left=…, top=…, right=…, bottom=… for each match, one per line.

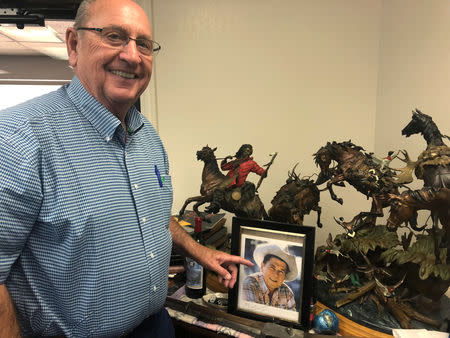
left=253, top=243, right=299, bottom=282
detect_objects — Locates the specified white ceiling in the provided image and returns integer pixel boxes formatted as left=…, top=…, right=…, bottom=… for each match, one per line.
left=0, top=20, right=72, bottom=59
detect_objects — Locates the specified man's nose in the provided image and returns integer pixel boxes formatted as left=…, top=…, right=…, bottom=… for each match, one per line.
left=120, top=39, right=141, bottom=63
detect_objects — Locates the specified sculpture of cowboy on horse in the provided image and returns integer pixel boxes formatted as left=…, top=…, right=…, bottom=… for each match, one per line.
left=206, top=144, right=275, bottom=214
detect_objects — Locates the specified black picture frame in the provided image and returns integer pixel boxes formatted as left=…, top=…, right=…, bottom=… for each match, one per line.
left=228, top=217, right=315, bottom=330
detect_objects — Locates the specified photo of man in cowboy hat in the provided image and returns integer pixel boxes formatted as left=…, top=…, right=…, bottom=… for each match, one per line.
left=242, top=243, right=299, bottom=311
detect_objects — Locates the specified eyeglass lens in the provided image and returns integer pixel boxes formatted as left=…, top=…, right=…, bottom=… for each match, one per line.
left=101, top=27, right=159, bottom=56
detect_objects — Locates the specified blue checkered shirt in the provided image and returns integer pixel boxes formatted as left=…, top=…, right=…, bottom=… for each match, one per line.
left=0, top=76, right=173, bottom=337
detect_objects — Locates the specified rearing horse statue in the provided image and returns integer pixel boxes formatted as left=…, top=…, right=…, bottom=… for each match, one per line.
left=178, top=145, right=267, bottom=219
left=314, top=140, right=400, bottom=225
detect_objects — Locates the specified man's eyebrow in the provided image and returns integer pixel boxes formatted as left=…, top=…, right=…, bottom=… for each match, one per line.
left=109, top=25, right=127, bottom=32
left=270, top=263, right=286, bottom=272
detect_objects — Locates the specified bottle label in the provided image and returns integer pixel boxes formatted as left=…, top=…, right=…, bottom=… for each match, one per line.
left=186, top=257, right=204, bottom=290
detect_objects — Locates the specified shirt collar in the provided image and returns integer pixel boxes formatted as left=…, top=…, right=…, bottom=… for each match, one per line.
left=257, top=272, right=270, bottom=294
left=67, top=76, right=144, bottom=142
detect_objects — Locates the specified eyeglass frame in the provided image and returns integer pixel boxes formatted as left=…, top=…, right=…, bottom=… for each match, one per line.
left=76, top=26, right=161, bottom=56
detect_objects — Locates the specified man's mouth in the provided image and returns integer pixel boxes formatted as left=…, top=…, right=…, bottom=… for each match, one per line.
left=110, top=70, right=137, bottom=79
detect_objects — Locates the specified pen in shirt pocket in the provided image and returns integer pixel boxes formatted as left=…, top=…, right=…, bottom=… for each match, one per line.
left=154, top=165, right=164, bottom=187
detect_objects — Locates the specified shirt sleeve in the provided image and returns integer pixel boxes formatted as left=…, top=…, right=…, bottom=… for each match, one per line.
left=0, top=128, right=43, bottom=283
left=242, top=275, right=259, bottom=302
left=220, top=160, right=234, bottom=171
left=250, top=161, right=265, bottom=176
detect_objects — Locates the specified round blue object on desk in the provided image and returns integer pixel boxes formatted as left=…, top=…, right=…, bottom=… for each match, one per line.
left=313, top=309, right=339, bottom=335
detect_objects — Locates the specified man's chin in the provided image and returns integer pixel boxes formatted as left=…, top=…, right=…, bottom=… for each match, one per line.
left=107, top=93, right=140, bottom=107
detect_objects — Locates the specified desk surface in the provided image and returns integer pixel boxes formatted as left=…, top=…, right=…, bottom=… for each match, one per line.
left=167, top=270, right=309, bottom=338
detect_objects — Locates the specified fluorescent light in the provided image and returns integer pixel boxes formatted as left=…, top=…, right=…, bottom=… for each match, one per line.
left=19, top=42, right=68, bottom=60
left=39, top=47, right=68, bottom=60
left=0, top=25, right=62, bottom=43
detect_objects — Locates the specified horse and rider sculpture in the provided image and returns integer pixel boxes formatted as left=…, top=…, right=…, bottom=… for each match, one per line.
left=178, top=144, right=268, bottom=220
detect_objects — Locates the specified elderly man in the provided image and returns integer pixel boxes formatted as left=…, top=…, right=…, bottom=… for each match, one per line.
left=0, top=0, right=251, bottom=337
left=243, top=244, right=298, bottom=311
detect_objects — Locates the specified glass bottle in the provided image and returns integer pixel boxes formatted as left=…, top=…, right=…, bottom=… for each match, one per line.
left=185, top=216, right=207, bottom=298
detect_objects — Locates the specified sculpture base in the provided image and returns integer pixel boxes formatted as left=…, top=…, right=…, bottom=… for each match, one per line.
left=316, top=281, right=449, bottom=336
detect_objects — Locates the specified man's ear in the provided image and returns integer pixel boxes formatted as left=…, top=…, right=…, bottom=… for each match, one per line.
left=66, top=27, right=79, bottom=68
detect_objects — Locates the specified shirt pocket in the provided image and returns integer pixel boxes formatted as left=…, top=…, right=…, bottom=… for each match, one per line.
left=159, top=174, right=173, bottom=228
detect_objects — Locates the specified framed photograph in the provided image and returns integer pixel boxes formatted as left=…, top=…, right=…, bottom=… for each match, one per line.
left=228, top=217, right=315, bottom=330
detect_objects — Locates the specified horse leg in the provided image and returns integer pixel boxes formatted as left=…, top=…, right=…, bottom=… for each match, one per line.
left=364, top=197, right=384, bottom=225
left=314, top=205, right=323, bottom=228
left=179, top=196, right=204, bottom=217
left=192, top=201, right=207, bottom=220
left=327, top=175, right=344, bottom=205
left=261, top=205, right=269, bottom=220
left=205, top=189, right=225, bottom=214
left=431, top=211, right=442, bottom=263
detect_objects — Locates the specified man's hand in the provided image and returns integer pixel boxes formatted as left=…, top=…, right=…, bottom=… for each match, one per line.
left=169, top=217, right=253, bottom=288
left=193, top=246, right=253, bottom=288
left=220, top=155, right=233, bottom=165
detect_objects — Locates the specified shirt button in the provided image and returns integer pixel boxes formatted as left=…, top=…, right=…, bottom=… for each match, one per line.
left=153, top=285, right=157, bottom=292
left=142, top=217, right=147, bottom=223
left=134, top=184, right=139, bottom=190
left=125, top=151, right=128, bottom=157
left=105, top=136, right=111, bottom=142
left=150, top=252, right=155, bottom=259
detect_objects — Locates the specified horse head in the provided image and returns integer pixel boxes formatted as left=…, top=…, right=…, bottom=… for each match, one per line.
left=402, top=109, right=431, bottom=138
left=196, top=145, right=217, bottom=162
left=386, top=192, right=418, bottom=231
left=314, top=146, right=333, bottom=184
left=314, top=147, right=332, bottom=170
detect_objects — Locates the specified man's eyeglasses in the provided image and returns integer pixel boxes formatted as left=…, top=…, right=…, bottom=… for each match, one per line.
left=76, top=26, right=161, bottom=56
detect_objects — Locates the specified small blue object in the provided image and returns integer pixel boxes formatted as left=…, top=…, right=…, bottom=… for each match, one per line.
left=154, top=165, right=163, bottom=187
left=313, top=309, right=339, bottom=335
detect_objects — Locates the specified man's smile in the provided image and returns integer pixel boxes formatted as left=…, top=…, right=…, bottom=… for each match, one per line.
left=109, top=69, right=137, bottom=79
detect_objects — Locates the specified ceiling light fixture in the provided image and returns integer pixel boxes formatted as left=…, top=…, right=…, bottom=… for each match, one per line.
left=0, top=25, right=61, bottom=43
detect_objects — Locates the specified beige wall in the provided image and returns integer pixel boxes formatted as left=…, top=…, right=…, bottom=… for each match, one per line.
left=375, top=0, right=450, bottom=165
left=139, top=0, right=450, bottom=249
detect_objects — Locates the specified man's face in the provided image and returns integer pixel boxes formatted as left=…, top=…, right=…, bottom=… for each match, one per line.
left=67, top=0, right=153, bottom=114
left=261, top=256, right=288, bottom=292
left=242, top=146, right=253, bottom=157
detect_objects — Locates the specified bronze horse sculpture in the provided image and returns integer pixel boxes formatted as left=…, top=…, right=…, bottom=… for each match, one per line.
left=314, top=140, right=400, bottom=225
left=387, top=187, right=450, bottom=262
left=178, top=146, right=267, bottom=219
left=387, top=188, right=450, bottom=235
left=401, top=109, right=450, bottom=190
left=399, top=109, right=450, bottom=261
left=268, top=166, right=322, bottom=227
